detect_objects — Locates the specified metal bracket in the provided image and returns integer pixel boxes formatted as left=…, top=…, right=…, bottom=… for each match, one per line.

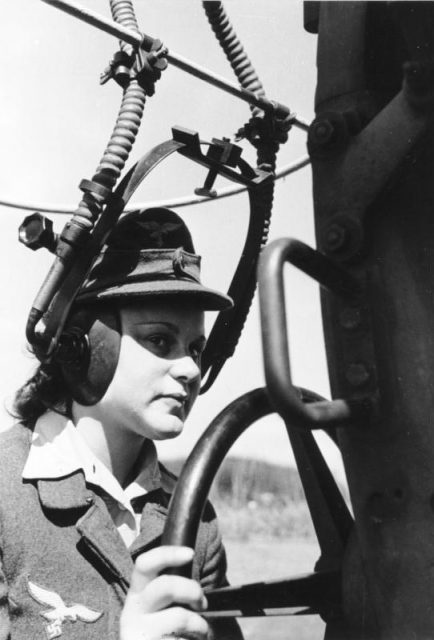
left=172, top=126, right=271, bottom=188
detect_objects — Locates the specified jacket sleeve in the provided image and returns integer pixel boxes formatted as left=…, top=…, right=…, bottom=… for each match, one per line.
left=195, top=502, right=244, bottom=640
left=195, top=502, right=228, bottom=591
left=0, top=553, right=11, bottom=639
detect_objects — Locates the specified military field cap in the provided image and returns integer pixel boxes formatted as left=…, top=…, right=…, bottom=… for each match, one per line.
left=76, top=207, right=233, bottom=310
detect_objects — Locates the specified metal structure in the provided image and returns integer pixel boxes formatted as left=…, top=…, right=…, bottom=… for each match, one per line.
left=163, top=3, right=434, bottom=639
left=14, top=1, right=434, bottom=638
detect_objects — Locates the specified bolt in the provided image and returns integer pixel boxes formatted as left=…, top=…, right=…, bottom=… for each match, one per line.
left=346, top=363, right=370, bottom=387
left=340, top=308, right=362, bottom=330
left=194, top=167, right=218, bottom=198
left=324, top=223, right=347, bottom=252
left=310, top=119, right=335, bottom=145
left=18, top=212, right=57, bottom=253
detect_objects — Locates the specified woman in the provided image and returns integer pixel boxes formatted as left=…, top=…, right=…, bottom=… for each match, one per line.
left=5, top=208, right=242, bottom=639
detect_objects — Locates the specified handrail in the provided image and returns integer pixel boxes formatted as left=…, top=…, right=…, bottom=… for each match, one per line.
left=258, top=237, right=374, bottom=429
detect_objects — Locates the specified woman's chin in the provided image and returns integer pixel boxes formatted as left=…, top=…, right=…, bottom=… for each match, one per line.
left=151, top=414, right=185, bottom=440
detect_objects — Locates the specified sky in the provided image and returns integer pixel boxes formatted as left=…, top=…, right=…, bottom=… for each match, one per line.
left=0, top=1, right=346, bottom=479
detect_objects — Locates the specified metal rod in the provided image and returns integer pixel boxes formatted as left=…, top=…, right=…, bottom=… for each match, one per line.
left=205, top=570, right=341, bottom=613
left=42, top=0, right=140, bottom=45
left=202, top=608, right=314, bottom=619
left=0, top=155, right=310, bottom=214
left=41, top=0, right=309, bottom=131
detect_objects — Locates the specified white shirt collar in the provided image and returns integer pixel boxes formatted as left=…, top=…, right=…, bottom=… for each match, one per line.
left=22, top=410, right=162, bottom=510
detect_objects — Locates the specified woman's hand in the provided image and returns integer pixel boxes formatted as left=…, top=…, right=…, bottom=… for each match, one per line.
left=120, top=546, right=209, bottom=640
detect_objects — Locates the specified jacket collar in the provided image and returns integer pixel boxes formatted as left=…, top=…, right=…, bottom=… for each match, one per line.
left=129, top=489, right=170, bottom=560
left=28, top=412, right=177, bottom=585
left=37, top=469, right=91, bottom=511
left=35, top=461, right=172, bottom=585
left=24, top=410, right=162, bottom=511
left=36, top=469, right=135, bottom=585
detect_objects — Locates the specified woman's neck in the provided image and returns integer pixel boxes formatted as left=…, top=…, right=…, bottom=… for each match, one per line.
left=71, top=403, right=145, bottom=488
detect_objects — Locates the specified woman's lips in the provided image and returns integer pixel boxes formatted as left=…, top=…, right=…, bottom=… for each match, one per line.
left=157, top=394, right=188, bottom=410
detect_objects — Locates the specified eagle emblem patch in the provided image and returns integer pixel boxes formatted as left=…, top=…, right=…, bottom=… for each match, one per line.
left=28, top=580, right=103, bottom=639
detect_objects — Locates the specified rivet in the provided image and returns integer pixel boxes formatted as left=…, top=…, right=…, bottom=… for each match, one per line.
left=310, top=119, right=335, bottom=145
left=325, top=223, right=347, bottom=252
left=340, top=308, right=362, bottom=330
left=346, top=363, right=370, bottom=387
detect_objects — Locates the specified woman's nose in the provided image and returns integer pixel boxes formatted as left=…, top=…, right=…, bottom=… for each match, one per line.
left=169, top=356, right=201, bottom=384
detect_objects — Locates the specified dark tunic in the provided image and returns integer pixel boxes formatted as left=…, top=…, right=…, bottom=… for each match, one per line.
left=0, top=423, right=241, bottom=639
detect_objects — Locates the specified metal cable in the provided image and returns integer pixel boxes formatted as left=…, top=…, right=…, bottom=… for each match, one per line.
left=1, top=155, right=310, bottom=215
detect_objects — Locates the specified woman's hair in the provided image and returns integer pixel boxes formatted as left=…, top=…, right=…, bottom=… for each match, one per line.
left=12, top=300, right=115, bottom=423
left=12, top=358, right=71, bottom=423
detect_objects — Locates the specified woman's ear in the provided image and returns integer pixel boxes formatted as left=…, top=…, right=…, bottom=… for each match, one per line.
left=56, top=307, right=121, bottom=406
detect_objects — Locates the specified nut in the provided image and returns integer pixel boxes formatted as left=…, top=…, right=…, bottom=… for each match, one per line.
left=18, top=212, right=56, bottom=252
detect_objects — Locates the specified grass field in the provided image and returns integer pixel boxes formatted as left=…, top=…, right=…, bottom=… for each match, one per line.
left=165, top=456, right=345, bottom=639
left=224, top=539, right=325, bottom=640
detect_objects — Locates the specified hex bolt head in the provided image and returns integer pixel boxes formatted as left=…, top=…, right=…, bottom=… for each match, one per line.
left=346, top=363, right=370, bottom=387
left=18, top=212, right=56, bottom=252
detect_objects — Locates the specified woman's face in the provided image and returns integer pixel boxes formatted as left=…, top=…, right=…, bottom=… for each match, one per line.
left=95, top=301, right=205, bottom=440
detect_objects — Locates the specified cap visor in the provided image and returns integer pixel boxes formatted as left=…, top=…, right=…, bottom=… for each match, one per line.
left=76, top=279, right=233, bottom=311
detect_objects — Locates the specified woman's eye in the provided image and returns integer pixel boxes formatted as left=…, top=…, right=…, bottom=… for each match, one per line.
left=143, top=334, right=172, bottom=355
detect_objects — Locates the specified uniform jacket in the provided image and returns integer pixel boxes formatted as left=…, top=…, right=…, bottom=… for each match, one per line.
left=0, top=423, right=240, bottom=640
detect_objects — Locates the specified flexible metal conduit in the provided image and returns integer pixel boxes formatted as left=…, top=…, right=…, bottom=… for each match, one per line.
left=26, top=0, right=147, bottom=355
left=110, top=0, right=139, bottom=53
left=89, top=0, right=145, bottom=202
left=203, top=1, right=266, bottom=119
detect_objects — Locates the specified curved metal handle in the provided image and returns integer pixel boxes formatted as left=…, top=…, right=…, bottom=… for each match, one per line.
left=258, top=237, right=369, bottom=430
left=161, top=388, right=272, bottom=566
left=161, top=386, right=352, bottom=624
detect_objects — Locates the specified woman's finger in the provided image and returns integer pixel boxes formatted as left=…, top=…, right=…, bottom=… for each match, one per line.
left=158, top=606, right=210, bottom=637
left=140, top=574, right=207, bottom=612
left=129, top=546, right=195, bottom=594
left=121, top=606, right=210, bottom=640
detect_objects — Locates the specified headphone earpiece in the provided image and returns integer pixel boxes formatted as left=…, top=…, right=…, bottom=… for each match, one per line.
left=56, top=307, right=121, bottom=406
left=56, top=325, right=90, bottom=370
